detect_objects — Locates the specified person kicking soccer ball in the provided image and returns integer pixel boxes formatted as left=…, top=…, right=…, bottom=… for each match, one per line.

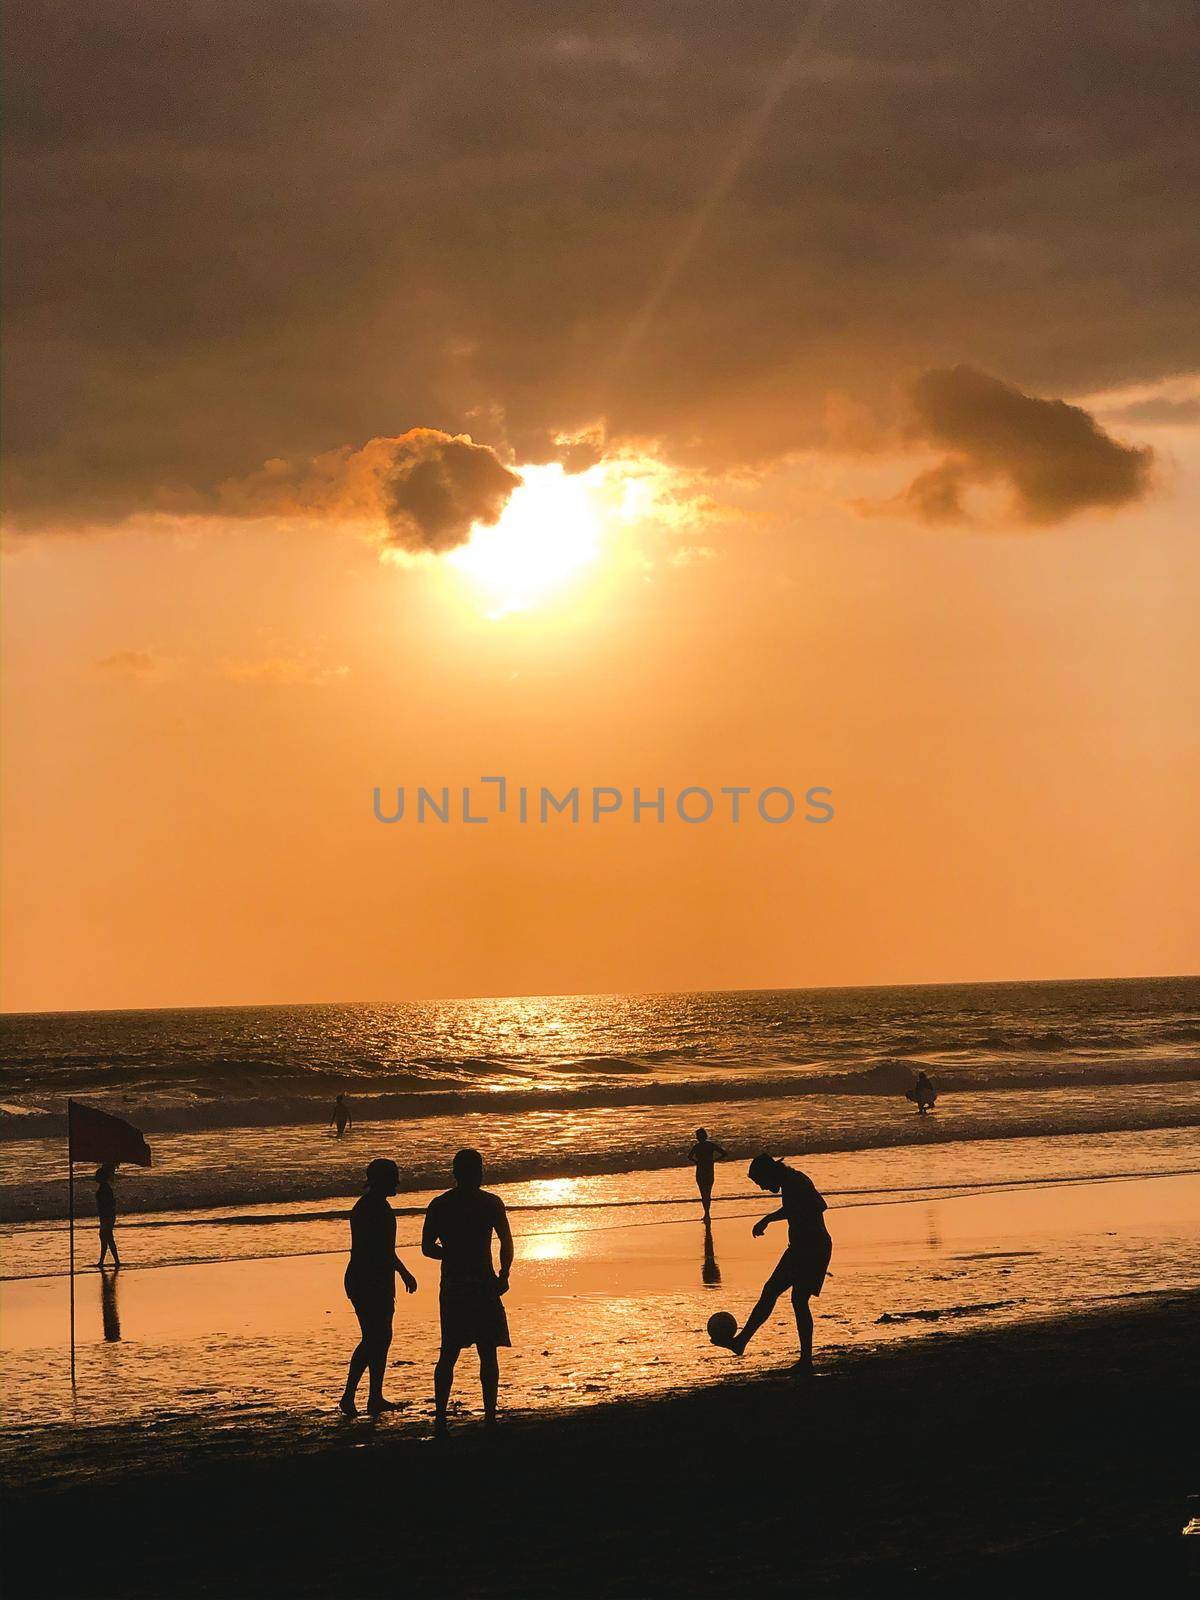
left=715, top=1154, right=832, bottom=1373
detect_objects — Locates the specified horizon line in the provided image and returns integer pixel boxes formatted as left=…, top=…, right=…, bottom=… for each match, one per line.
left=2, top=969, right=1197, bottom=1022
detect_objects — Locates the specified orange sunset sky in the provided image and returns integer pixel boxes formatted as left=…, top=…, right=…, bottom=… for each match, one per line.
left=2, top=3, right=1198, bottom=1011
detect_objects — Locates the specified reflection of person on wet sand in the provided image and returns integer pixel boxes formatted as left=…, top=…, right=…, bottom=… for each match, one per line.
left=687, top=1128, right=727, bottom=1219
left=702, top=1217, right=722, bottom=1286
left=339, top=1159, right=417, bottom=1417
left=905, top=1071, right=937, bottom=1115
left=331, top=1094, right=352, bottom=1136
left=422, top=1148, right=514, bottom=1438
left=718, top=1154, right=832, bottom=1374
left=95, top=1164, right=121, bottom=1267
left=100, top=1268, right=122, bottom=1341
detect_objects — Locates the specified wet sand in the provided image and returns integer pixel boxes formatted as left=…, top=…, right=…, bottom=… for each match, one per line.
left=3, top=1168, right=1198, bottom=1442
left=3, top=1289, right=1197, bottom=1598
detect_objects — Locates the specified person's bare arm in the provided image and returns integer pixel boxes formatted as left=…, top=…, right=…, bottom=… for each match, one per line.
left=421, top=1209, right=444, bottom=1260
left=495, top=1204, right=514, bottom=1292
left=394, top=1253, right=417, bottom=1292
left=752, top=1207, right=786, bottom=1238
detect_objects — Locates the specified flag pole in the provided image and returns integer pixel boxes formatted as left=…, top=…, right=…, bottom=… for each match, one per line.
left=68, top=1101, right=76, bottom=1389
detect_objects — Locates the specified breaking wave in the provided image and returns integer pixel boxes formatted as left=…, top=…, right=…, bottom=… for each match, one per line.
left=3, top=1059, right=1199, bottom=1142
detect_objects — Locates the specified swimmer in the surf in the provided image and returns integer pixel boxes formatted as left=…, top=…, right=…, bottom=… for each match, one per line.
left=906, top=1071, right=937, bottom=1114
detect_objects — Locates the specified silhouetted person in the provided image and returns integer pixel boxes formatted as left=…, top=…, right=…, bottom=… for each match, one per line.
left=100, top=1268, right=122, bottom=1342
left=688, top=1128, right=727, bottom=1219
left=331, top=1093, right=352, bottom=1137
left=702, top=1217, right=722, bottom=1286
left=725, top=1154, right=832, bottom=1373
left=339, top=1158, right=417, bottom=1416
left=906, top=1071, right=937, bottom=1115
left=95, top=1164, right=120, bottom=1267
left=422, top=1148, right=514, bottom=1436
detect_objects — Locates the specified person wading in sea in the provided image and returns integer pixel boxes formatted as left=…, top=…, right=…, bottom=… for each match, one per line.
left=906, top=1070, right=937, bottom=1114
left=719, top=1154, right=832, bottom=1374
left=339, top=1158, right=417, bottom=1416
left=422, top=1148, right=514, bottom=1437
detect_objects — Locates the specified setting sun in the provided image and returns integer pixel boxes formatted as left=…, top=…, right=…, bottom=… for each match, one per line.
left=447, top=462, right=605, bottom=616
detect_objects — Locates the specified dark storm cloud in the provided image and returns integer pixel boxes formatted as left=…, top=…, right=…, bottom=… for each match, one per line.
left=2, top=0, right=1196, bottom=528
left=897, top=368, right=1153, bottom=525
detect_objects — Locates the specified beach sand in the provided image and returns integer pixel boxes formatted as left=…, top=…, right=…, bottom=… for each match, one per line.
left=3, top=1289, right=1197, bottom=1598
left=3, top=1165, right=1198, bottom=1450
left=2, top=1163, right=1199, bottom=1598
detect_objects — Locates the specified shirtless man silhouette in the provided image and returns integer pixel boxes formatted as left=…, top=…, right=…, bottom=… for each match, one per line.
left=422, top=1148, right=514, bottom=1437
left=725, top=1154, right=832, bottom=1373
left=687, top=1128, right=728, bottom=1219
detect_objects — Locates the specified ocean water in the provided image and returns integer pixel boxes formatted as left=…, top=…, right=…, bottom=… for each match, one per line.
left=2, top=977, right=1198, bottom=1223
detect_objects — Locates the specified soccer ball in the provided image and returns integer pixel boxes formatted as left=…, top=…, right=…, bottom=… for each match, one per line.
left=707, top=1310, right=738, bottom=1347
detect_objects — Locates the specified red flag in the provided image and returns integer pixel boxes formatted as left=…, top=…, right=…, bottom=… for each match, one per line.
left=68, top=1099, right=152, bottom=1167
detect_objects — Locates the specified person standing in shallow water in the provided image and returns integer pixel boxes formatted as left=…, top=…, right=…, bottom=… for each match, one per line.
left=908, top=1071, right=937, bottom=1114
left=720, top=1154, right=832, bottom=1373
left=339, top=1158, right=417, bottom=1416
left=95, top=1164, right=120, bottom=1268
left=687, top=1128, right=728, bottom=1219
left=422, top=1148, right=514, bottom=1437
left=331, top=1093, right=352, bottom=1136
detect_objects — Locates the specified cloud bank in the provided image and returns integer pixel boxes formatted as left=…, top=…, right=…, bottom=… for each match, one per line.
left=3, top=1, right=1194, bottom=528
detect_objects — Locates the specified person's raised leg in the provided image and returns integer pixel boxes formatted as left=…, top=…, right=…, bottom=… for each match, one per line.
left=434, top=1343, right=461, bottom=1436
left=478, top=1344, right=499, bottom=1425
left=731, top=1256, right=792, bottom=1355
left=790, top=1288, right=814, bottom=1370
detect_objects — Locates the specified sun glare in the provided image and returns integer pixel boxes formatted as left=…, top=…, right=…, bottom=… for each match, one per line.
left=447, top=463, right=604, bottom=616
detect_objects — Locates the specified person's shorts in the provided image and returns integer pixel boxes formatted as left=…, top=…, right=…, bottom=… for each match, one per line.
left=764, top=1235, right=832, bottom=1299
left=439, top=1273, right=511, bottom=1350
left=344, top=1267, right=395, bottom=1324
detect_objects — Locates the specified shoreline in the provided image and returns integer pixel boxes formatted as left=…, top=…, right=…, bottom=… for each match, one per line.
left=4, top=1099, right=1198, bottom=1225
left=4, top=1290, right=1197, bottom=1597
